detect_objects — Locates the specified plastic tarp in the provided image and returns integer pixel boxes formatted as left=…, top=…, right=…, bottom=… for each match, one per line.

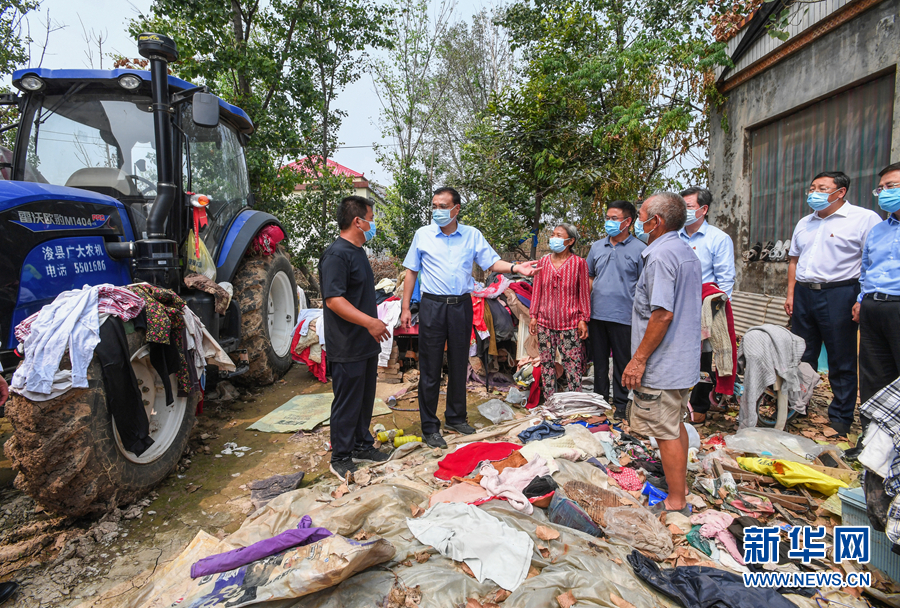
left=115, top=427, right=865, bottom=608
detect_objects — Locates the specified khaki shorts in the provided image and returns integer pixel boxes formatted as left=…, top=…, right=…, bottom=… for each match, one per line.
left=628, top=386, right=691, bottom=441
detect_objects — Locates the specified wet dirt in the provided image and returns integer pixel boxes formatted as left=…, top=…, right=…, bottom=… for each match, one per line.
left=0, top=364, right=502, bottom=607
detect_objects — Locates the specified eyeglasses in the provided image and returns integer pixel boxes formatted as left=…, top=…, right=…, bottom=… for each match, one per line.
left=873, top=183, right=900, bottom=196
left=807, top=186, right=840, bottom=194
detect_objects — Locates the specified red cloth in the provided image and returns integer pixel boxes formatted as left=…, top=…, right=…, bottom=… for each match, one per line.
left=289, top=326, right=327, bottom=382
left=509, top=281, right=532, bottom=300
left=529, top=254, right=590, bottom=330
left=296, top=347, right=326, bottom=382
left=472, top=297, right=488, bottom=333
left=526, top=365, right=541, bottom=409
left=608, top=466, right=643, bottom=491
left=434, top=442, right=522, bottom=481
left=702, top=282, right=737, bottom=396
left=252, top=225, right=285, bottom=256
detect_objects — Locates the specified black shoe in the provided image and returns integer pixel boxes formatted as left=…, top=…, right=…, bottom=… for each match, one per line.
left=352, top=446, right=389, bottom=463
left=329, top=458, right=357, bottom=483
left=424, top=433, right=447, bottom=449
left=613, top=408, right=627, bottom=421
left=842, top=445, right=862, bottom=463
left=0, top=582, right=17, bottom=604
left=830, top=420, right=851, bottom=436
left=445, top=422, right=476, bottom=435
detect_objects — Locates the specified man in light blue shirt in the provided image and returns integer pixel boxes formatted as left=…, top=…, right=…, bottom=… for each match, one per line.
left=853, top=162, right=900, bottom=425
left=678, top=187, right=735, bottom=297
left=400, top=187, right=538, bottom=449
left=623, top=191, right=701, bottom=516
left=678, top=187, right=735, bottom=424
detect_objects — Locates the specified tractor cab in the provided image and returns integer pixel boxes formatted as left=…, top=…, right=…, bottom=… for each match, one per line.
left=3, top=67, right=254, bottom=261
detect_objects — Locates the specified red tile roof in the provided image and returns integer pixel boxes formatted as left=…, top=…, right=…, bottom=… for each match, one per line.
left=283, top=156, right=365, bottom=179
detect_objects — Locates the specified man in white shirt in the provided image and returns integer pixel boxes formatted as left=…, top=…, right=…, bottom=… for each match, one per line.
left=679, top=187, right=736, bottom=425
left=786, top=171, right=881, bottom=436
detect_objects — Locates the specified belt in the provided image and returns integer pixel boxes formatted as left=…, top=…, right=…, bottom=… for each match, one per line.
left=797, top=279, right=858, bottom=291
left=422, top=292, right=471, bottom=305
left=865, top=292, right=900, bottom=302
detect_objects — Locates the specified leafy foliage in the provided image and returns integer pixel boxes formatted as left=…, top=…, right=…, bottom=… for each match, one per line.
left=129, top=0, right=393, bottom=274
left=459, top=0, right=730, bottom=253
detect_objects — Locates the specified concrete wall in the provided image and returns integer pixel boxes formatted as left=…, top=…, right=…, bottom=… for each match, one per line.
left=708, top=0, right=900, bottom=296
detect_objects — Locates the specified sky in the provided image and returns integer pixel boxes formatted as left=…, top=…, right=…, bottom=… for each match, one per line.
left=13, top=0, right=490, bottom=186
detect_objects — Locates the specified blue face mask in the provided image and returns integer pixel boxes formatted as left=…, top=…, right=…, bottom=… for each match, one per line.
left=878, top=188, right=900, bottom=213
left=432, top=206, right=456, bottom=227
left=549, top=237, right=568, bottom=253
left=634, top=216, right=656, bottom=240
left=361, top=219, right=376, bottom=242
left=605, top=219, right=623, bottom=237
left=807, top=191, right=834, bottom=211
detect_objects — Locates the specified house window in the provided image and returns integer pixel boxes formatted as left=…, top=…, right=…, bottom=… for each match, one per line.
left=749, top=73, right=895, bottom=245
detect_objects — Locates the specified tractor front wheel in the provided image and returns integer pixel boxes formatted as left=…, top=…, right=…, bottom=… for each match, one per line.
left=232, top=246, right=298, bottom=386
left=5, top=331, right=197, bottom=517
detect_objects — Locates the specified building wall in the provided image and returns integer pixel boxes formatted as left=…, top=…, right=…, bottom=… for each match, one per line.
left=708, top=0, right=900, bottom=296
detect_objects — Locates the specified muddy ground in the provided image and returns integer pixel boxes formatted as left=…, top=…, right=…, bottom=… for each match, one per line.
left=0, top=365, right=854, bottom=607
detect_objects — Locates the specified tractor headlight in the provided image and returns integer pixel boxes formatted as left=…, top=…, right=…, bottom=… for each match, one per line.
left=19, top=75, right=45, bottom=92
left=118, top=74, right=142, bottom=90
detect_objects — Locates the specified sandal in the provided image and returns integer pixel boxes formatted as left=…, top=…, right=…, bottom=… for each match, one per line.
left=649, top=499, right=692, bottom=517
left=742, top=241, right=762, bottom=262
left=767, top=240, right=783, bottom=261
left=758, top=240, right=775, bottom=261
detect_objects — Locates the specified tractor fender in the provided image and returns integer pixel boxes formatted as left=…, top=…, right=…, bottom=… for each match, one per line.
left=215, top=209, right=286, bottom=283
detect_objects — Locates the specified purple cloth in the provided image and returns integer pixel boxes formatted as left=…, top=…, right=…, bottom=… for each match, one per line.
left=190, top=515, right=332, bottom=578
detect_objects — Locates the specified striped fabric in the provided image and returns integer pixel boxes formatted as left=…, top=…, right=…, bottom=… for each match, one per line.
left=529, top=254, right=590, bottom=331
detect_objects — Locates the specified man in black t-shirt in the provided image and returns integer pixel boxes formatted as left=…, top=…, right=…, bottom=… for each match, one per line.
left=319, top=196, right=391, bottom=482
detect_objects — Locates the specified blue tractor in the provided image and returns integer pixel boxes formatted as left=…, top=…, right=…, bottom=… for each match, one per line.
left=0, top=34, right=298, bottom=515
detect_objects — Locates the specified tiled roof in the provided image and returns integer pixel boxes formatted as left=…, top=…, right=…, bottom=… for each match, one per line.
left=283, top=156, right=365, bottom=179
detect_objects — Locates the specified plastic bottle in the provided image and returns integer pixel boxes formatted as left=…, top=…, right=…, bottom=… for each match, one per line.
left=394, top=435, right=422, bottom=448
left=376, top=429, right=403, bottom=443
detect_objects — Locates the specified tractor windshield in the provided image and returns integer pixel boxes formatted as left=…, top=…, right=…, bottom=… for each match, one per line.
left=20, top=91, right=251, bottom=246
left=22, top=92, right=159, bottom=234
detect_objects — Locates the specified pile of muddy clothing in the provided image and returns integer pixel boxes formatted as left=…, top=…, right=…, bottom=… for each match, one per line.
left=113, top=415, right=878, bottom=608
left=10, top=282, right=234, bottom=455
left=291, top=309, right=327, bottom=382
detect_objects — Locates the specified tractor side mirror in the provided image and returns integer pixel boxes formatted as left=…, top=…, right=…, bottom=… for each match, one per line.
left=192, top=92, right=220, bottom=129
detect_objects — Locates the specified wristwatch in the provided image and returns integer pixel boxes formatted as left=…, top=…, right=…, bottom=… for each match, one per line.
left=511, top=262, right=518, bottom=274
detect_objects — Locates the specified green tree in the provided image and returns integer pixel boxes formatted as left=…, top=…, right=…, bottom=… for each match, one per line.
left=129, top=0, right=392, bottom=283
left=464, top=0, right=729, bottom=255
left=0, top=0, right=40, bottom=149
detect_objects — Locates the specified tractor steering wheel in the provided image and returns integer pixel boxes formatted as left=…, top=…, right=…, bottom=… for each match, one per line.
left=127, top=175, right=157, bottom=197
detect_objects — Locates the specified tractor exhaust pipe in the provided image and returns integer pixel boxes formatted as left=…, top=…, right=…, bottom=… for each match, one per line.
left=134, top=33, right=180, bottom=286
left=138, top=33, right=178, bottom=239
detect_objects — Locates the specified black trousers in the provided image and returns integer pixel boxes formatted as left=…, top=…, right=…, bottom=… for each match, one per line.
left=791, top=282, right=859, bottom=427
left=690, top=351, right=715, bottom=414
left=588, top=319, right=631, bottom=412
left=859, top=298, right=900, bottom=405
left=330, top=355, right=377, bottom=461
left=418, top=295, right=472, bottom=435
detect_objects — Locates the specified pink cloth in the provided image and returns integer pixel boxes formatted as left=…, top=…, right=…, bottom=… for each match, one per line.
left=608, top=467, right=643, bottom=491
left=478, top=455, right=550, bottom=514
left=429, top=483, right=489, bottom=507
left=690, top=510, right=745, bottom=565
left=473, top=276, right=512, bottom=299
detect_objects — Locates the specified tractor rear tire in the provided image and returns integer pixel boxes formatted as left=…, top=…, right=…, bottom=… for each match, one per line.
left=5, top=330, right=197, bottom=517
left=232, top=247, right=298, bottom=386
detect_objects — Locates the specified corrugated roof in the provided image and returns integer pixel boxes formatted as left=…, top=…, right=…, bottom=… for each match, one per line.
left=731, top=291, right=790, bottom=336
left=283, top=156, right=365, bottom=179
